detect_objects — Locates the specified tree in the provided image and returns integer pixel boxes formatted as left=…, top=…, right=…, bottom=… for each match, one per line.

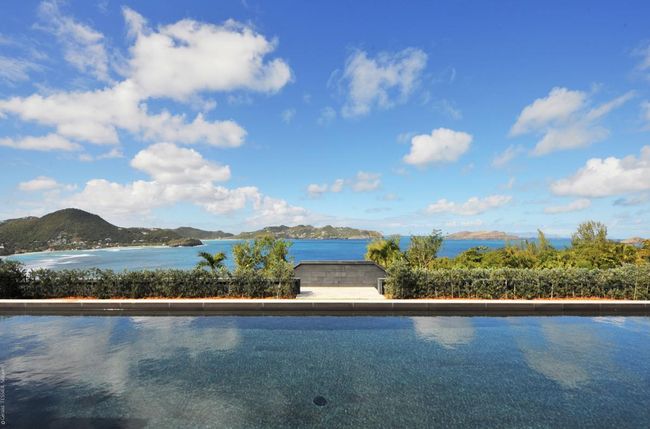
left=571, top=221, right=608, bottom=246
left=196, top=251, right=227, bottom=273
left=405, top=230, right=444, bottom=269
left=365, top=236, right=402, bottom=268
left=232, top=235, right=293, bottom=276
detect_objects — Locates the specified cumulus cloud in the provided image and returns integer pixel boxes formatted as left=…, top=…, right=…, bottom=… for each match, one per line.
left=0, top=133, right=81, bottom=151
left=307, top=183, right=328, bottom=198
left=544, top=198, right=591, bottom=214
left=330, top=178, right=344, bottom=193
left=426, top=195, right=512, bottom=216
left=124, top=9, right=291, bottom=100
left=403, top=128, right=472, bottom=166
left=551, top=146, right=650, bottom=197
left=18, top=176, right=61, bottom=192
left=130, top=142, right=231, bottom=184
left=0, top=8, right=291, bottom=151
left=510, top=87, right=634, bottom=156
left=351, top=171, right=381, bottom=192
left=511, top=88, right=586, bottom=135
left=338, top=48, right=427, bottom=117
left=64, top=143, right=308, bottom=224
left=37, top=0, right=111, bottom=82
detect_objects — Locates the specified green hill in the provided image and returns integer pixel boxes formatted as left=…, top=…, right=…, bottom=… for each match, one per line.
left=0, top=208, right=183, bottom=255
left=234, top=224, right=382, bottom=240
left=0, top=209, right=383, bottom=255
left=172, top=227, right=233, bottom=239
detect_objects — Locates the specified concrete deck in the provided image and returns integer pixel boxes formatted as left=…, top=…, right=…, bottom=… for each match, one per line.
left=1, top=299, right=649, bottom=316
left=296, top=287, right=385, bottom=300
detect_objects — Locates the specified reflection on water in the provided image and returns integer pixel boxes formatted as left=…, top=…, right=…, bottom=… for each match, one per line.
left=411, top=316, right=475, bottom=348
left=1, top=316, right=650, bottom=428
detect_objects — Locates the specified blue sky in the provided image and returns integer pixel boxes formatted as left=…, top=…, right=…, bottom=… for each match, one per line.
left=1, top=0, right=650, bottom=237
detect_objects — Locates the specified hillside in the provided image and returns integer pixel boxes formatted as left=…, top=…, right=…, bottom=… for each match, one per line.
left=172, top=227, right=234, bottom=239
left=234, top=225, right=382, bottom=240
left=0, top=209, right=384, bottom=255
left=446, top=231, right=520, bottom=241
left=0, top=208, right=188, bottom=255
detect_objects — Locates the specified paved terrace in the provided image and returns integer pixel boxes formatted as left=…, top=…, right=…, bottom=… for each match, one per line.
left=1, top=299, right=649, bottom=315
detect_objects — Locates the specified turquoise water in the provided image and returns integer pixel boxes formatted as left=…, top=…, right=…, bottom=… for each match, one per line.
left=1, top=315, right=648, bottom=428
left=6, top=238, right=572, bottom=271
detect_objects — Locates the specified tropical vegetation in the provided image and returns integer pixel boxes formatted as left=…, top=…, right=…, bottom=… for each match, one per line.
left=368, top=221, right=650, bottom=299
left=0, top=236, right=298, bottom=299
left=366, top=222, right=649, bottom=270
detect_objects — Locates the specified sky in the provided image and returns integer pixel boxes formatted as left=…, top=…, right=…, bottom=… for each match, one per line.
left=1, top=0, right=650, bottom=237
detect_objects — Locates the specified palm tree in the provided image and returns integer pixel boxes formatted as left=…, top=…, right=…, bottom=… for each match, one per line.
left=196, top=251, right=227, bottom=273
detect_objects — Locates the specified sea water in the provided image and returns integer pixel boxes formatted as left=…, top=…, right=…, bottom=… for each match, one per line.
left=6, top=238, right=572, bottom=271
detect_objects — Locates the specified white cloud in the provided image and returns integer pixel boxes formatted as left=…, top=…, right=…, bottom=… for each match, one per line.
left=0, top=8, right=291, bottom=151
left=510, top=87, right=634, bottom=156
left=426, top=195, right=512, bottom=216
left=281, top=108, right=296, bottom=123
left=317, top=106, right=336, bottom=125
left=403, top=128, right=472, bottom=166
left=130, top=143, right=230, bottom=184
left=63, top=143, right=308, bottom=224
left=37, top=0, right=111, bottom=82
left=510, top=87, right=586, bottom=135
left=351, top=171, right=381, bottom=192
left=305, top=176, right=362, bottom=197
left=0, top=133, right=81, bottom=151
left=0, top=56, right=42, bottom=83
left=338, top=48, right=427, bottom=117
left=492, top=144, right=524, bottom=168
left=551, top=146, right=650, bottom=197
left=18, top=176, right=60, bottom=192
left=330, top=178, right=344, bottom=193
left=544, top=198, right=591, bottom=214
left=307, top=183, right=328, bottom=198
left=247, top=195, right=309, bottom=226
left=124, top=8, right=291, bottom=100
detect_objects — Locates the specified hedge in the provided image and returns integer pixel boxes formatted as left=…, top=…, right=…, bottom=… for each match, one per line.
left=0, top=262, right=298, bottom=299
left=385, top=263, right=650, bottom=300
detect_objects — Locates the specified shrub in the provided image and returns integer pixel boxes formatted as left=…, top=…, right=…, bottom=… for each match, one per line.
left=385, top=264, right=650, bottom=300
left=0, top=262, right=297, bottom=299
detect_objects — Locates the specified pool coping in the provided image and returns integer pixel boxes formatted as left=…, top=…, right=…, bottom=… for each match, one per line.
left=1, top=299, right=649, bottom=316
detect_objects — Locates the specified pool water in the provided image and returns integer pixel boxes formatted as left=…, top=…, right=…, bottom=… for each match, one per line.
left=1, top=316, right=649, bottom=428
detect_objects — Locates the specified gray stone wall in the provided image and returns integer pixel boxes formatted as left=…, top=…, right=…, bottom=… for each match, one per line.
left=294, top=261, right=386, bottom=287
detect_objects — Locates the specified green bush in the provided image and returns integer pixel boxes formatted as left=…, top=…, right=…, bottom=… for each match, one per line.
left=0, top=262, right=297, bottom=299
left=385, top=262, right=650, bottom=300
left=0, top=259, right=26, bottom=298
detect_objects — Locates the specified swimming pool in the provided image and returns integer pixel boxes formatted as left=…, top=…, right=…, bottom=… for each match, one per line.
left=1, top=315, right=649, bottom=428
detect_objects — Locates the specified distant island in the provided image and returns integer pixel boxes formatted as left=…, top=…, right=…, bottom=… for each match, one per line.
left=0, top=208, right=383, bottom=255
left=235, top=225, right=382, bottom=240
left=621, top=237, right=647, bottom=245
left=445, top=231, right=520, bottom=241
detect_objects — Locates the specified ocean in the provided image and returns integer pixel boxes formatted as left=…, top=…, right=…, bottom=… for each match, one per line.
left=5, top=237, right=572, bottom=271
